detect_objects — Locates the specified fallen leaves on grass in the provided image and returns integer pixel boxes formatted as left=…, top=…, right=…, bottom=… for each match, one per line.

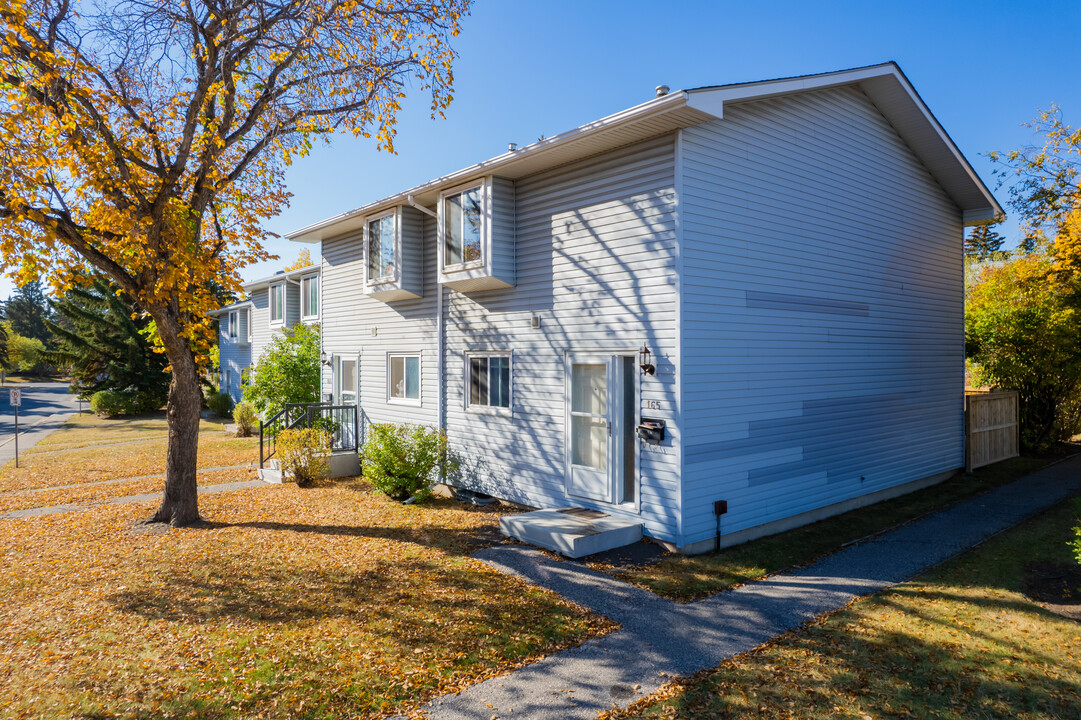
left=0, top=481, right=616, bottom=719
left=0, top=434, right=259, bottom=493
left=601, top=499, right=1081, bottom=720
left=0, top=468, right=257, bottom=513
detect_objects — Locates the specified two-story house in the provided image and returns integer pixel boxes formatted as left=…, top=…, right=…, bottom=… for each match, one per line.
left=285, top=63, right=1001, bottom=555
left=212, top=265, right=321, bottom=404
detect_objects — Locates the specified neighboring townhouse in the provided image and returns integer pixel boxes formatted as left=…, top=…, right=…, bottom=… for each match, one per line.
left=211, top=265, right=321, bottom=404
left=286, top=63, right=1001, bottom=554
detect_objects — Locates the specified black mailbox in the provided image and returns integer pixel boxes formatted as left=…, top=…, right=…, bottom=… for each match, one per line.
left=637, top=417, right=665, bottom=444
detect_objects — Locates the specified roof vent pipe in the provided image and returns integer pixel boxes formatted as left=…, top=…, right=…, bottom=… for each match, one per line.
left=508, top=142, right=518, bottom=152
left=655, top=85, right=670, bottom=98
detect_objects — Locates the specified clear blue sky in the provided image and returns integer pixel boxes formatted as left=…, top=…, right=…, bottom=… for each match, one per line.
left=6, top=0, right=1081, bottom=298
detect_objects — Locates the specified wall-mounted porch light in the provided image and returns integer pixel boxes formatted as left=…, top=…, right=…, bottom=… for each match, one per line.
left=320, top=350, right=333, bottom=367
left=638, top=345, right=656, bottom=376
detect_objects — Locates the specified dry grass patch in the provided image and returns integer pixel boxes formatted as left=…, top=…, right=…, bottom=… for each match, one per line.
left=0, top=434, right=257, bottom=493
left=28, top=411, right=227, bottom=453
left=0, top=468, right=256, bottom=513
left=592, top=450, right=1077, bottom=601
left=0, top=481, right=615, bottom=719
left=605, top=497, right=1081, bottom=720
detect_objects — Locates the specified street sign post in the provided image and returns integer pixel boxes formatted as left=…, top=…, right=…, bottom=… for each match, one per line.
left=9, top=389, right=19, bottom=468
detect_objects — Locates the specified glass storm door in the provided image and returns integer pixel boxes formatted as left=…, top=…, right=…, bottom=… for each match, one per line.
left=566, top=354, right=633, bottom=503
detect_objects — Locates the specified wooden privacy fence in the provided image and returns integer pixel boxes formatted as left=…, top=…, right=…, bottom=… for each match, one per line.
left=965, top=390, right=1019, bottom=471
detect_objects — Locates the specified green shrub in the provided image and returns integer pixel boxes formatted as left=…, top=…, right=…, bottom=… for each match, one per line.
left=278, top=428, right=331, bottom=488
left=90, top=390, right=127, bottom=417
left=233, top=402, right=257, bottom=437
left=361, top=423, right=451, bottom=502
left=207, top=391, right=233, bottom=418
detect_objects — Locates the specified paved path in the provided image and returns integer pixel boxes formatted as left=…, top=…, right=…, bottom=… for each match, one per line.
left=0, top=479, right=267, bottom=519
left=0, top=382, right=81, bottom=467
left=413, top=456, right=1081, bottom=719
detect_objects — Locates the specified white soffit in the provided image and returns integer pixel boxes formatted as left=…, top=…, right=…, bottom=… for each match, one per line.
left=289, top=63, right=1001, bottom=242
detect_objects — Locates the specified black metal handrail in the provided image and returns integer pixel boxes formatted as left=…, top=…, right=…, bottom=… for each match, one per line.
left=259, top=402, right=359, bottom=468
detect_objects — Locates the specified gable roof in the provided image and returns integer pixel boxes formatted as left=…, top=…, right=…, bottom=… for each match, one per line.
left=288, top=62, right=1001, bottom=243
left=242, top=264, right=320, bottom=293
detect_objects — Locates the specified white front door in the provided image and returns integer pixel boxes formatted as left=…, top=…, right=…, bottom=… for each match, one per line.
left=566, top=354, right=634, bottom=504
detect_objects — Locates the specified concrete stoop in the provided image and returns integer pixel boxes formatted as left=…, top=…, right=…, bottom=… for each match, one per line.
left=500, top=508, right=643, bottom=559
left=258, top=459, right=283, bottom=484
left=257, top=451, right=360, bottom=484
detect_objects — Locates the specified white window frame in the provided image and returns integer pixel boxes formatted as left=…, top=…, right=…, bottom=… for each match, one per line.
left=365, top=209, right=400, bottom=286
left=269, top=282, right=285, bottom=325
left=465, top=351, right=512, bottom=416
left=227, top=310, right=239, bottom=340
left=439, top=179, right=487, bottom=272
left=301, top=275, right=319, bottom=320
left=386, top=352, right=422, bottom=406
left=335, top=354, right=358, bottom=406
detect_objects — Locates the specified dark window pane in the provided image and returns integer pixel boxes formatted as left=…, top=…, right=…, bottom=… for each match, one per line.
left=471, top=357, right=487, bottom=405
left=445, top=193, right=462, bottom=266
left=405, top=356, right=420, bottom=399
left=490, top=357, right=510, bottom=408
left=463, top=187, right=482, bottom=262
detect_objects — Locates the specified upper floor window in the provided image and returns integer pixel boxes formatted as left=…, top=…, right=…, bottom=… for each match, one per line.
left=443, top=183, right=483, bottom=268
left=301, top=275, right=319, bottom=318
left=467, top=353, right=511, bottom=412
left=227, top=310, right=238, bottom=340
left=367, top=212, right=397, bottom=282
left=270, top=283, right=285, bottom=324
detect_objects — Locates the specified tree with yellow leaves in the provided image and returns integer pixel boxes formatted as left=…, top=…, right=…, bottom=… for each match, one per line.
left=0, top=0, right=469, bottom=526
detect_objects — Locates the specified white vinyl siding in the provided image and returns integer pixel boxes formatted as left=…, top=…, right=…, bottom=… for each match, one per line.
left=442, top=134, right=680, bottom=543
left=678, top=85, right=964, bottom=548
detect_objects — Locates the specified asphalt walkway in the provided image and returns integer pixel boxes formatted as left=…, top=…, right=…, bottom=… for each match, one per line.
left=412, top=455, right=1081, bottom=719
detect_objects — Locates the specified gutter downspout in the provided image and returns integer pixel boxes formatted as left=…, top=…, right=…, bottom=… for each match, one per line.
left=407, top=194, right=438, bottom=219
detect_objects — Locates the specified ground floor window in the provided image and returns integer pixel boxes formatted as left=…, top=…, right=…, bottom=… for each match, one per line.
left=467, top=353, right=511, bottom=411
left=388, top=353, right=420, bottom=403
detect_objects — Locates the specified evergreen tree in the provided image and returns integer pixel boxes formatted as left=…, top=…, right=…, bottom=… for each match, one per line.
left=46, top=277, right=170, bottom=403
left=0, top=307, right=8, bottom=371
left=964, top=224, right=1008, bottom=260
left=5, top=279, right=53, bottom=343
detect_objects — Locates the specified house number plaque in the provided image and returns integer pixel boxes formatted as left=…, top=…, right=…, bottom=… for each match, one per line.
left=644, top=400, right=661, bottom=410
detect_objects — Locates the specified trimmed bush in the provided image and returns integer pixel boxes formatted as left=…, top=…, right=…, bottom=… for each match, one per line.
left=207, top=391, right=233, bottom=418
left=278, top=428, right=331, bottom=487
left=361, top=423, right=450, bottom=502
left=89, top=390, right=127, bottom=417
left=233, top=402, right=257, bottom=437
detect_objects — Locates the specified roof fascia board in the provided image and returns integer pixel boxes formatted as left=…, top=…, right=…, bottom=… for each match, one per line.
left=287, top=92, right=695, bottom=243
left=242, top=264, right=320, bottom=292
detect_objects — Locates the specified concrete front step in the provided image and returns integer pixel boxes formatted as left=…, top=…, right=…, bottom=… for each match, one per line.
left=500, top=508, right=643, bottom=559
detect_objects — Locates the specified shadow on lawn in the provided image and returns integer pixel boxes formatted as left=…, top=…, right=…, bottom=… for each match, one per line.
left=656, top=588, right=1080, bottom=719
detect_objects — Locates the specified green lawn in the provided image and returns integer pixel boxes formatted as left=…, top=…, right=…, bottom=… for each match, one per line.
left=592, top=449, right=1077, bottom=600
left=606, top=495, right=1081, bottom=720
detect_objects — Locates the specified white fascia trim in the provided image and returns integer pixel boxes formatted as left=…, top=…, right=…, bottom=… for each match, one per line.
left=687, top=62, right=1003, bottom=222
left=242, top=265, right=321, bottom=292
left=208, top=300, right=254, bottom=317
left=287, top=91, right=695, bottom=243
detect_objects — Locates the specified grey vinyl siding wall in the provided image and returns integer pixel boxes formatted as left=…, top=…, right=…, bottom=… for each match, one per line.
left=249, top=288, right=273, bottom=362
left=218, top=320, right=250, bottom=403
left=400, top=205, right=426, bottom=299
left=489, top=176, right=516, bottom=286
left=678, top=86, right=964, bottom=547
left=444, top=135, right=681, bottom=543
left=285, top=282, right=301, bottom=327
left=320, top=227, right=439, bottom=434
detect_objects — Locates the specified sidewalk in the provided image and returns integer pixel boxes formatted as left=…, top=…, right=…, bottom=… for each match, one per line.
left=410, top=456, right=1081, bottom=719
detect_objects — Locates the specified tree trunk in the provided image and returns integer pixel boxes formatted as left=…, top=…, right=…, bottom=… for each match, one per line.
left=148, top=322, right=203, bottom=526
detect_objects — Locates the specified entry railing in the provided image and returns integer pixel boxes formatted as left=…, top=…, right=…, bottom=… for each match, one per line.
left=259, top=402, right=359, bottom=468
